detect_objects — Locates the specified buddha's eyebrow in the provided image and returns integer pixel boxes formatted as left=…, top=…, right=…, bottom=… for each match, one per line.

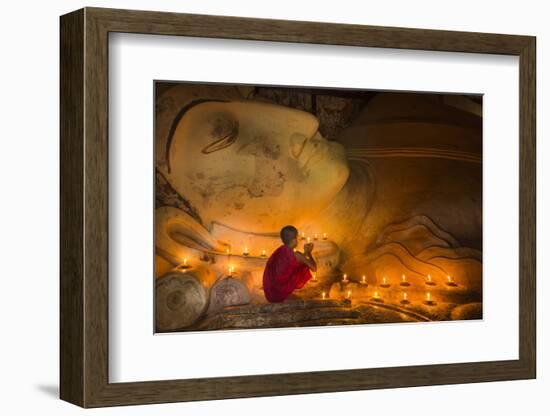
left=164, top=98, right=229, bottom=173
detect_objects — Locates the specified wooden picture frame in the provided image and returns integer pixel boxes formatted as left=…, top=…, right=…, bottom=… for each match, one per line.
left=60, top=7, right=536, bottom=408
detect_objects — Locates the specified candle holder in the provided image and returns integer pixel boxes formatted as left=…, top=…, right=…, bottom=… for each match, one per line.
left=176, top=258, right=191, bottom=271
left=423, top=293, right=436, bottom=306
left=446, top=275, right=458, bottom=287
left=399, top=274, right=410, bottom=287
left=380, top=277, right=391, bottom=288
left=260, top=249, right=267, bottom=258
left=400, top=292, right=410, bottom=305
left=371, top=291, right=384, bottom=303
left=425, top=274, right=437, bottom=286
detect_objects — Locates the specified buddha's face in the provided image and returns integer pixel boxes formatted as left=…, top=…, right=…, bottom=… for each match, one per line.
left=166, top=100, right=350, bottom=233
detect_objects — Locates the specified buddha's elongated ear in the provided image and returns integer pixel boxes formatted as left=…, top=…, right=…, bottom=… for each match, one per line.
left=164, top=98, right=229, bottom=173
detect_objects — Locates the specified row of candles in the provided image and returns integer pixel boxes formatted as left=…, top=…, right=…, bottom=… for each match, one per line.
left=335, top=273, right=458, bottom=287
left=320, top=288, right=437, bottom=306
left=315, top=273, right=458, bottom=306
left=300, top=232, right=328, bottom=243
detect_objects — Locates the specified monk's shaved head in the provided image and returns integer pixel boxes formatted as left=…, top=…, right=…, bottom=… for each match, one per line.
left=280, top=225, right=298, bottom=246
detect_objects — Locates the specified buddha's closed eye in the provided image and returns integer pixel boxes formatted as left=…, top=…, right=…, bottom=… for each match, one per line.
left=202, top=114, right=239, bottom=154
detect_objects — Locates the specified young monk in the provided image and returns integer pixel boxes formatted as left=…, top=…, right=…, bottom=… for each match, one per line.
left=262, top=225, right=317, bottom=303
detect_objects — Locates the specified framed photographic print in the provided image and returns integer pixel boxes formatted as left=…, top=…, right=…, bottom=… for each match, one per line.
left=60, top=7, right=536, bottom=408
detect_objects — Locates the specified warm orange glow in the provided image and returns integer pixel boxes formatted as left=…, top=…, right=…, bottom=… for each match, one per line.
left=307, top=236, right=311, bottom=243
left=225, top=248, right=230, bottom=254
left=383, top=276, right=387, bottom=284
left=183, top=258, right=188, bottom=266
left=426, top=292, right=432, bottom=301
left=312, top=272, right=317, bottom=281
left=362, top=275, right=366, bottom=284
left=228, top=265, right=235, bottom=275
left=322, top=232, right=327, bottom=240
left=243, top=247, right=249, bottom=255
left=261, top=249, right=267, bottom=257
left=374, top=290, right=380, bottom=298
left=402, top=274, right=406, bottom=282
left=342, top=273, right=348, bottom=282
left=322, top=292, right=326, bottom=300
left=447, top=275, right=453, bottom=282
left=346, top=290, right=352, bottom=299
left=427, top=274, right=432, bottom=282
left=314, top=233, right=318, bottom=240
left=403, top=292, right=408, bottom=300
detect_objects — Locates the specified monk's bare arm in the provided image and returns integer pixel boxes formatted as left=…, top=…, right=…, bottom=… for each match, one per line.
left=295, top=251, right=317, bottom=272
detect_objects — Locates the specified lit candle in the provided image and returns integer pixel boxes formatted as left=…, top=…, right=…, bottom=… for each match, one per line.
left=177, top=257, right=190, bottom=270
left=225, top=247, right=230, bottom=255
left=346, top=290, right=352, bottom=299
left=400, top=274, right=410, bottom=286
left=314, top=233, right=318, bottom=240
left=403, top=292, right=408, bottom=301
left=372, top=290, right=382, bottom=302
left=342, top=273, right=348, bottom=283
left=243, top=247, right=249, bottom=256
left=361, top=275, right=366, bottom=284
left=261, top=249, right=267, bottom=257
left=424, top=291, right=436, bottom=305
left=446, top=274, right=458, bottom=287
left=380, top=276, right=390, bottom=287
left=307, top=236, right=311, bottom=244
left=312, top=272, right=317, bottom=282
left=426, top=274, right=436, bottom=286
left=301, top=232, right=306, bottom=240
left=400, top=291, right=410, bottom=305
left=322, top=291, right=326, bottom=300
left=322, top=233, right=327, bottom=240
left=228, top=265, right=234, bottom=276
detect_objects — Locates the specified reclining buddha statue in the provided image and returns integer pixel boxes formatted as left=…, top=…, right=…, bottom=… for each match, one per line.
left=154, top=83, right=482, bottom=331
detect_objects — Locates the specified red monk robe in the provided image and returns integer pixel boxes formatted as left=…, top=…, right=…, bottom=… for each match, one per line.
left=262, top=245, right=312, bottom=302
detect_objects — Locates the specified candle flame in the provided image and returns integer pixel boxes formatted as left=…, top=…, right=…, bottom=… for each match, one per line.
left=383, top=276, right=387, bottom=284
left=447, top=275, right=452, bottom=282
left=362, top=275, right=366, bottom=283
left=183, top=258, right=188, bottom=265
left=427, top=292, right=431, bottom=301
left=402, top=274, right=406, bottom=281
left=323, top=233, right=327, bottom=240
left=374, top=290, right=379, bottom=298
left=403, top=292, right=408, bottom=300
left=343, top=273, right=348, bottom=281
left=322, top=292, right=326, bottom=300
left=347, top=290, right=352, bottom=299
left=427, top=274, right=432, bottom=282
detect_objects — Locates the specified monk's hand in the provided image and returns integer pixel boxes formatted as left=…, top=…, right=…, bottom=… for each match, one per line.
left=304, top=243, right=314, bottom=254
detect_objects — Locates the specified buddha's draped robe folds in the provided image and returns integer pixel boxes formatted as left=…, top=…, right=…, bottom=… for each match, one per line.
left=262, top=245, right=312, bottom=302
